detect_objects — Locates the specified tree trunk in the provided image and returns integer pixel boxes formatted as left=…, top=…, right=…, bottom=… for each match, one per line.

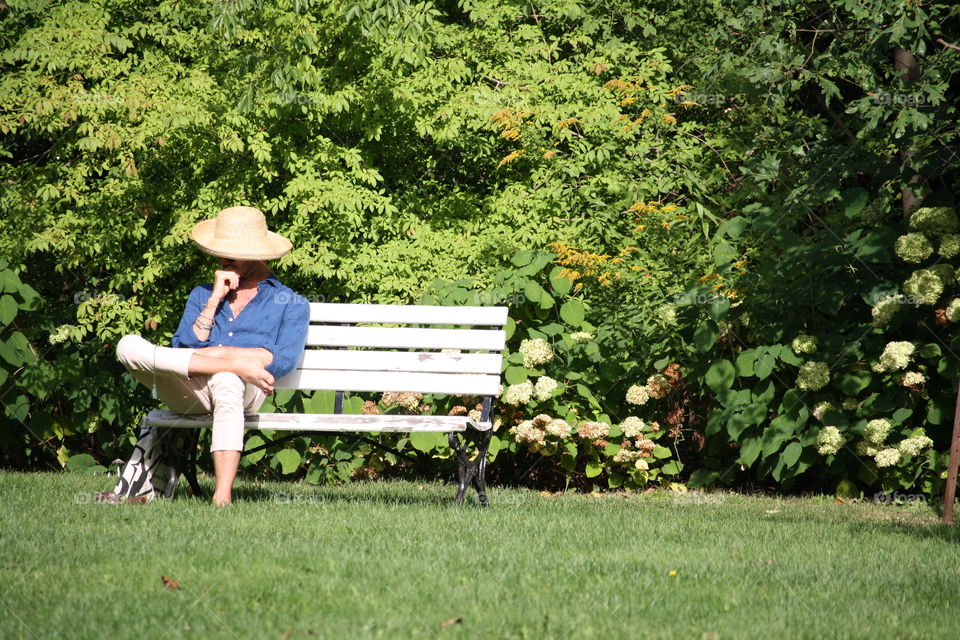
left=895, top=47, right=921, bottom=218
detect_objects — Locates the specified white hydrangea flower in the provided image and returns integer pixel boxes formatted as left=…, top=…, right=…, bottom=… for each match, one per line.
left=576, top=421, right=610, bottom=439
left=894, top=233, right=934, bottom=263
left=533, top=376, right=559, bottom=402
left=909, top=206, right=959, bottom=236
left=864, top=419, right=891, bottom=446
left=898, top=435, right=933, bottom=457
left=940, top=234, right=960, bottom=259
left=946, top=298, right=960, bottom=323
left=545, top=418, right=571, bottom=439
left=797, top=361, right=830, bottom=391
left=625, top=384, right=651, bottom=405
left=816, top=426, right=844, bottom=455
left=871, top=294, right=904, bottom=326
left=569, top=331, right=594, bottom=343
left=646, top=374, right=671, bottom=399
left=503, top=381, right=534, bottom=405
left=903, top=268, right=944, bottom=305
left=791, top=334, right=818, bottom=354
left=613, top=448, right=639, bottom=463
left=874, top=448, right=901, bottom=468
left=48, top=324, right=73, bottom=345
left=635, top=438, right=656, bottom=456
left=620, top=416, right=647, bottom=438
left=519, top=338, right=554, bottom=369
left=841, top=397, right=860, bottom=411
left=512, top=420, right=545, bottom=444
left=381, top=392, right=423, bottom=411
left=635, top=458, right=649, bottom=471
left=899, top=371, right=925, bottom=387
left=812, top=401, right=834, bottom=422
left=657, top=303, right=678, bottom=324
left=879, top=341, right=914, bottom=371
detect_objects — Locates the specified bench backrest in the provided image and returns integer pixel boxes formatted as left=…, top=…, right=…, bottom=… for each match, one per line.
left=275, top=303, right=509, bottom=396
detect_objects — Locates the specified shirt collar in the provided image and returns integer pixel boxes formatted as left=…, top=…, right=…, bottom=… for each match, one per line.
left=259, top=273, right=281, bottom=288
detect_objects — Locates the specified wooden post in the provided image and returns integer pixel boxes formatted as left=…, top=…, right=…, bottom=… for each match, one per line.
left=942, top=380, right=960, bottom=523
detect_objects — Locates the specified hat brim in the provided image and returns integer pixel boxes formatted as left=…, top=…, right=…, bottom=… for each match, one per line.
left=191, top=219, right=292, bottom=260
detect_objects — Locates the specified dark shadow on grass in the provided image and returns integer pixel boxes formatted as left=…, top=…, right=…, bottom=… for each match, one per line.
left=845, top=519, right=960, bottom=545
left=192, top=478, right=490, bottom=508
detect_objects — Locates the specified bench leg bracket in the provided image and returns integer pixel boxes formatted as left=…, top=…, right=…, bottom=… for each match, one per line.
left=449, top=430, right=491, bottom=506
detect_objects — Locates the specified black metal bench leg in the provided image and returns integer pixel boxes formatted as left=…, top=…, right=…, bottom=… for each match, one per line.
left=449, top=430, right=491, bottom=506
left=472, top=430, right=491, bottom=506
left=182, top=430, right=204, bottom=498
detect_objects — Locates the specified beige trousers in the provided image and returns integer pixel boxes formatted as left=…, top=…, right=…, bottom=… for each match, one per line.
left=115, top=334, right=266, bottom=452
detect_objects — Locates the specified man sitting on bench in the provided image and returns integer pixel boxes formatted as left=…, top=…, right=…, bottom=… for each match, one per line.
left=116, top=206, right=309, bottom=505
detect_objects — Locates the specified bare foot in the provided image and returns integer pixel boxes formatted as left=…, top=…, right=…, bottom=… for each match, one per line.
left=232, top=359, right=274, bottom=394
left=212, top=493, right=232, bottom=506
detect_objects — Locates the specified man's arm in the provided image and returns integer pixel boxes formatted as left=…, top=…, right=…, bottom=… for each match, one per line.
left=194, top=345, right=273, bottom=368
left=262, top=293, right=310, bottom=379
left=172, top=286, right=210, bottom=349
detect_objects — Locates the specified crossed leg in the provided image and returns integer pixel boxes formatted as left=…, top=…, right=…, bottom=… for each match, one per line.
left=116, top=335, right=271, bottom=505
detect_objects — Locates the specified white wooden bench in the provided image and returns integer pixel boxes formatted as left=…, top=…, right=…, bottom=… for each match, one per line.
left=141, top=303, right=509, bottom=505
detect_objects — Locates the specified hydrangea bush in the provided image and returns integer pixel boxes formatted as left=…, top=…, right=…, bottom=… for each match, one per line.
left=418, top=250, right=686, bottom=492
left=679, top=205, right=958, bottom=495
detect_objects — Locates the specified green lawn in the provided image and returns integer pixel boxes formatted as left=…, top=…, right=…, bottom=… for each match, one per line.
left=1, top=471, right=957, bottom=640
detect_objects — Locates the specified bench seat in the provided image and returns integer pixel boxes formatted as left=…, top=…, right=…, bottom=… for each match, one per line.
left=144, top=409, right=492, bottom=432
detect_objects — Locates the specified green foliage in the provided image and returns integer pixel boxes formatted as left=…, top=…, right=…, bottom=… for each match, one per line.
left=1, top=0, right=959, bottom=498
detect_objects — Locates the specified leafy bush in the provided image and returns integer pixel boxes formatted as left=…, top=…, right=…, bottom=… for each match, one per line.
left=2, top=0, right=959, bottom=500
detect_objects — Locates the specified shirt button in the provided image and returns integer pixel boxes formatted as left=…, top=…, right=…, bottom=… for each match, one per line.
left=228, top=318, right=233, bottom=322
left=228, top=332, right=234, bottom=337
left=217, top=344, right=222, bottom=347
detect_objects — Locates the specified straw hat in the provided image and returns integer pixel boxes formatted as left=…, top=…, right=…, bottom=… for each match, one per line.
left=191, top=206, right=292, bottom=260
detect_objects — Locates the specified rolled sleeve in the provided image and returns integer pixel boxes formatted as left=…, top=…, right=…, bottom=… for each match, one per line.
left=263, top=295, right=309, bottom=379
left=171, top=286, right=213, bottom=349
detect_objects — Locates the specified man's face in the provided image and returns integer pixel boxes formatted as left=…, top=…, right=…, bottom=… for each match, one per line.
left=217, top=257, right=261, bottom=279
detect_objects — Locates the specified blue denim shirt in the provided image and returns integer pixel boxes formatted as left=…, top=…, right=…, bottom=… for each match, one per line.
left=172, top=274, right=310, bottom=379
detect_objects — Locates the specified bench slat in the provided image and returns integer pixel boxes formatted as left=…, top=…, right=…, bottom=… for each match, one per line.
left=306, top=326, right=506, bottom=351
left=275, top=369, right=500, bottom=395
left=144, top=410, right=491, bottom=432
left=309, top=303, right=508, bottom=326
left=295, top=350, right=502, bottom=374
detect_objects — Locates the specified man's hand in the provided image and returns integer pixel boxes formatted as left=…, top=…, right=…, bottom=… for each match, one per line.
left=210, top=269, right=240, bottom=303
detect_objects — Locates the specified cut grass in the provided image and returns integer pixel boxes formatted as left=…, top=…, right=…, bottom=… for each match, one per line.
left=1, top=471, right=958, bottom=639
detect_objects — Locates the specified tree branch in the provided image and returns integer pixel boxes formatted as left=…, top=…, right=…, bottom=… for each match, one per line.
left=483, top=75, right=510, bottom=87
left=936, top=37, right=960, bottom=52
